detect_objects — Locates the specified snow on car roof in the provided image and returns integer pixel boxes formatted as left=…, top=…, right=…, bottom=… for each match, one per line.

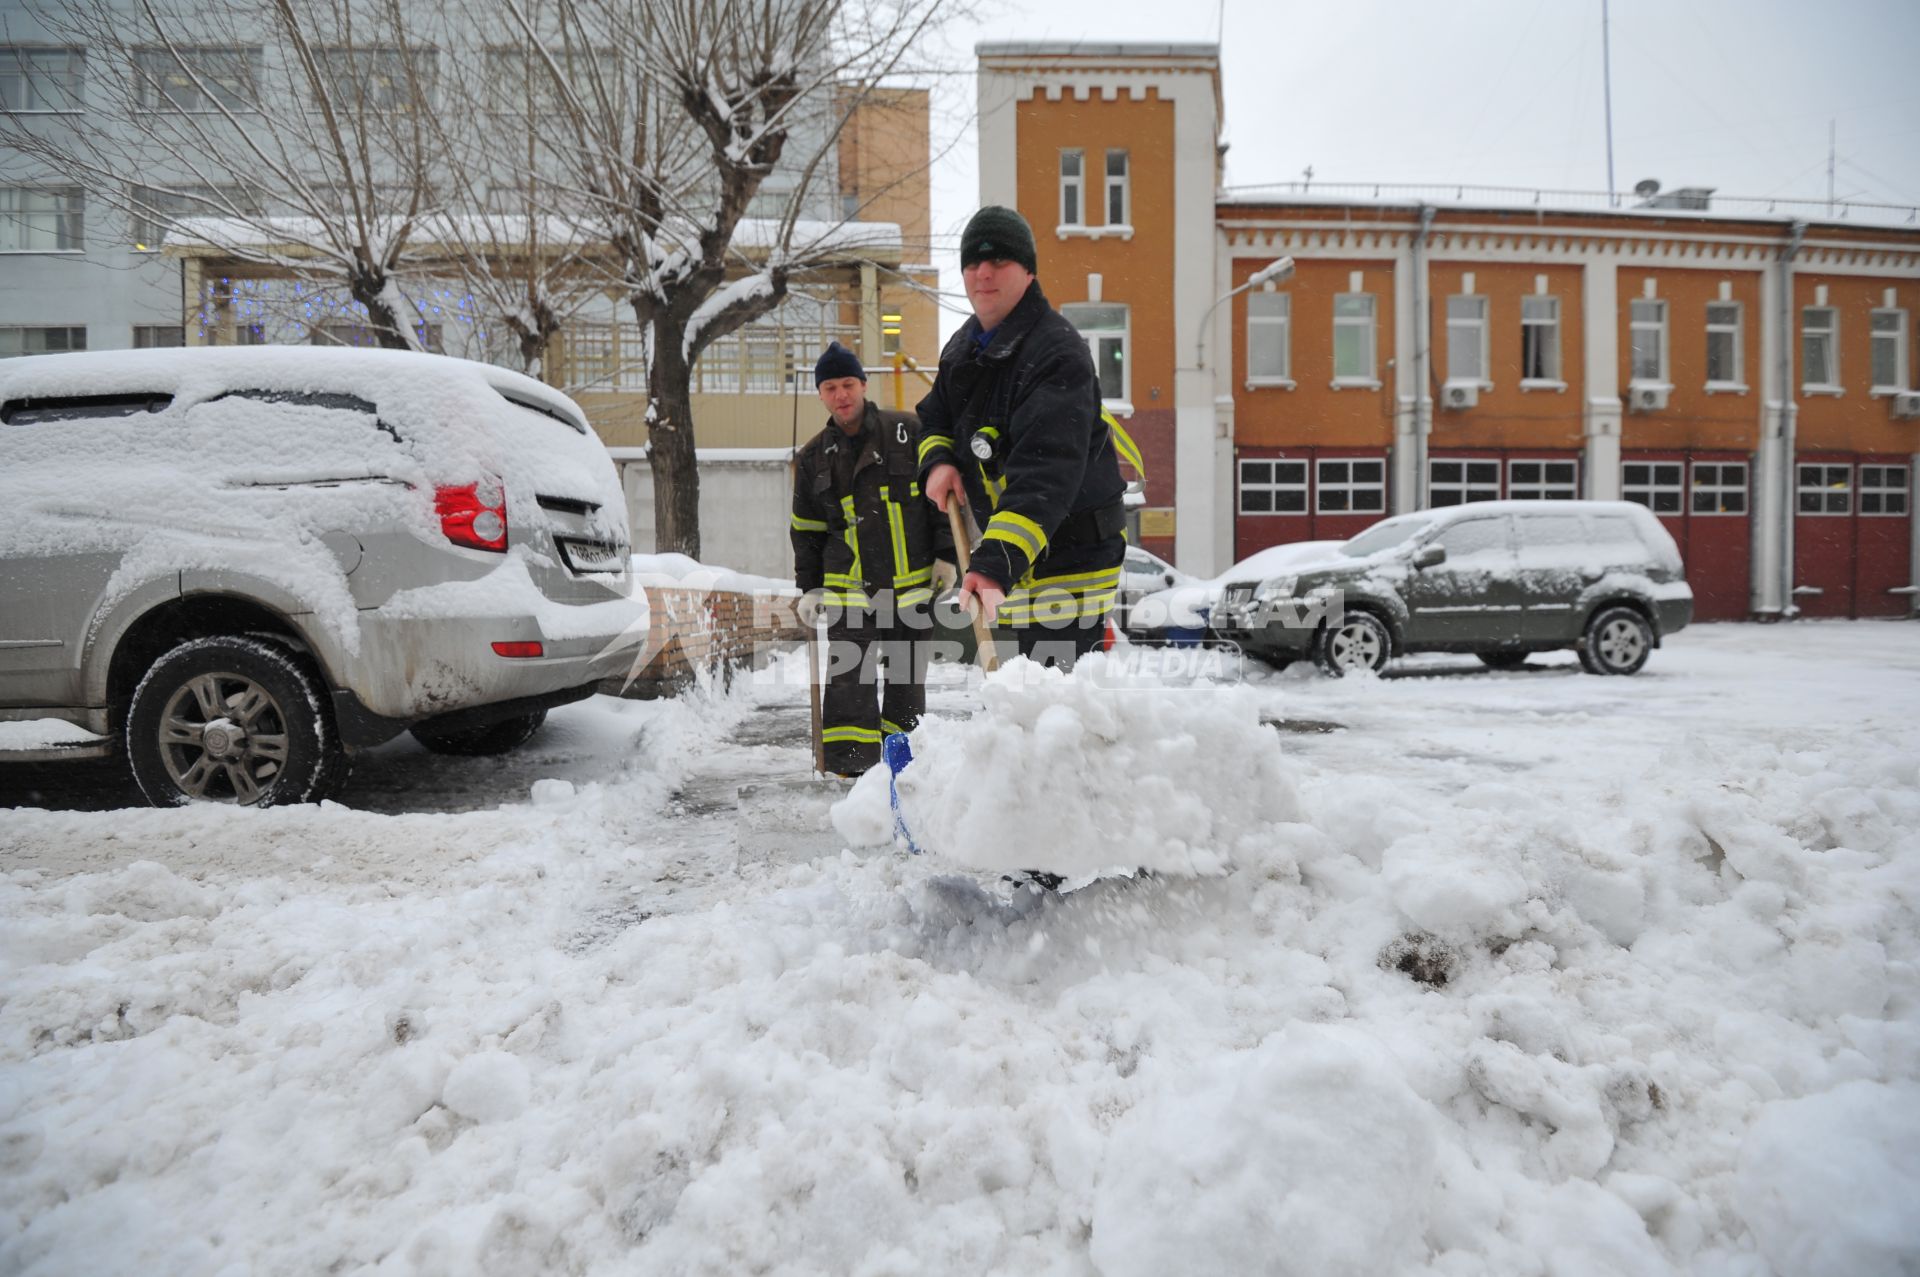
left=0, top=345, right=588, bottom=432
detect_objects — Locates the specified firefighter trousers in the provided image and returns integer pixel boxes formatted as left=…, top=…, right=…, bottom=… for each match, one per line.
left=820, top=604, right=932, bottom=774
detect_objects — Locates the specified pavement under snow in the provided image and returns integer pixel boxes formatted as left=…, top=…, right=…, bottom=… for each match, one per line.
left=2, top=622, right=1918, bottom=1276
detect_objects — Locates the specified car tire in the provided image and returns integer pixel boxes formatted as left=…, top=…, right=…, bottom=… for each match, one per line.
left=126, top=635, right=346, bottom=807
left=1314, top=610, right=1392, bottom=677
left=410, top=709, right=547, bottom=756
left=1477, top=651, right=1529, bottom=670
left=1248, top=653, right=1295, bottom=672
left=1581, top=605, right=1653, bottom=675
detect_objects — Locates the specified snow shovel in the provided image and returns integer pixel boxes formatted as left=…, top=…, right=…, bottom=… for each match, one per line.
left=946, top=500, right=1001, bottom=674
left=807, top=611, right=826, bottom=774
left=882, top=731, right=923, bottom=853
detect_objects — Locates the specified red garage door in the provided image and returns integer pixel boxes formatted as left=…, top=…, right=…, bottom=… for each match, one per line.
left=1622, top=452, right=1751, bottom=622
left=1795, top=455, right=1913, bottom=618
left=1234, top=448, right=1389, bottom=559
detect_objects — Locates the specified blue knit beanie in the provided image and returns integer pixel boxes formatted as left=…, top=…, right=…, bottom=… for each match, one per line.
left=814, top=341, right=866, bottom=386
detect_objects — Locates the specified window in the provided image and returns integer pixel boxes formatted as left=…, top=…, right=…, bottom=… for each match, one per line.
left=1316, top=458, right=1385, bottom=513
left=1429, top=458, right=1499, bottom=507
left=482, top=46, right=613, bottom=114
left=1, top=47, right=85, bottom=111
left=1521, top=296, right=1560, bottom=383
left=1797, top=462, right=1850, bottom=515
left=1333, top=293, right=1375, bottom=383
left=1238, top=458, right=1307, bottom=514
left=311, top=322, right=442, bottom=352
left=133, top=46, right=260, bottom=112
left=1630, top=299, right=1667, bottom=384
left=1871, top=310, right=1908, bottom=391
left=317, top=47, right=437, bottom=111
left=129, top=184, right=261, bottom=251
left=1446, top=295, right=1487, bottom=383
left=1434, top=517, right=1511, bottom=562
left=1801, top=307, right=1838, bottom=389
left=1059, top=150, right=1083, bottom=227
left=0, top=186, right=84, bottom=251
left=1691, top=461, right=1748, bottom=515
left=1247, top=291, right=1290, bottom=383
left=1706, top=302, right=1743, bottom=387
left=0, top=326, right=86, bottom=357
left=1859, top=465, right=1909, bottom=516
left=3, top=393, right=170, bottom=424
left=1623, top=461, right=1684, bottom=514
left=1061, top=302, right=1127, bottom=401
left=1508, top=458, right=1577, bottom=500
left=133, top=325, right=185, bottom=348
left=1105, top=150, right=1129, bottom=225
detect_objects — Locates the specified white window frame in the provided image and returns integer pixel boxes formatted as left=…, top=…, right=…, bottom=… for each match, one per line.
left=1801, top=307, right=1840, bottom=395
left=1796, top=462, right=1851, bottom=516
left=0, top=325, right=86, bottom=357
left=1520, top=295, right=1564, bottom=389
left=1245, top=290, right=1292, bottom=388
left=1237, top=457, right=1308, bottom=516
left=1059, top=150, right=1084, bottom=229
left=1858, top=464, right=1910, bottom=517
left=1705, top=301, right=1746, bottom=392
left=132, top=324, right=185, bottom=349
left=1507, top=457, right=1578, bottom=500
left=132, top=45, right=260, bottom=113
left=1690, top=461, right=1748, bottom=516
left=1, top=46, right=85, bottom=113
left=1445, top=294, right=1489, bottom=387
left=1315, top=457, right=1386, bottom=514
left=1104, top=149, right=1129, bottom=227
left=1060, top=302, right=1129, bottom=405
left=1428, top=457, right=1500, bottom=507
left=1629, top=298, right=1669, bottom=387
left=1870, top=308, right=1909, bottom=393
left=316, top=46, right=437, bottom=112
left=1622, top=460, right=1685, bottom=515
left=1331, top=293, right=1378, bottom=388
left=0, top=185, right=84, bottom=253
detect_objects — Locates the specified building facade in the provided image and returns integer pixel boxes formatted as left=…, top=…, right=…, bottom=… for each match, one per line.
left=979, top=42, right=1920, bottom=620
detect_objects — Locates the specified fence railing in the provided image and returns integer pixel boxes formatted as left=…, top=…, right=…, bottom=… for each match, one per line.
left=1218, top=180, right=1920, bottom=227
left=557, top=321, right=868, bottom=396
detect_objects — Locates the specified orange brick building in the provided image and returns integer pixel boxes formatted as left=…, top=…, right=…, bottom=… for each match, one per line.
left=978, top=42, right=1920, bottom=620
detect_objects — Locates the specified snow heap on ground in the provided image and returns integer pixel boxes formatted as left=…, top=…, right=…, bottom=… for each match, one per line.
left=878, top=654, right=1299, bottom=878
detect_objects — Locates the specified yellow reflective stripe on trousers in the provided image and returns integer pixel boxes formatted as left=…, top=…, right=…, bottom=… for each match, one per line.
left=996, top=566, right=1122, bottom=625
left=880, top=718, right=910, bottom=736
left=895, top=586, right=933, bottom=607
left=822, top=725, right=884, bottom=745
left=981, top=509, right=1047, bottom=561
left=791, top=512, right=828, bottom=532
left=918, top=434, right=954, bottom=465
left=1102, top=408, right=1147, bottom=478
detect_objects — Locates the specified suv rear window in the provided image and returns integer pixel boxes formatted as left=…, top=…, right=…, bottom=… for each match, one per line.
left=210, top=389, right=399, bottom=441
left=2, top=393, right=174, bottom=424
left=495, top=387, right=587, bottom=435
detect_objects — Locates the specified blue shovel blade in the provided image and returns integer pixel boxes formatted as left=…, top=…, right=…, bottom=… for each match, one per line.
left=882, top=731, right=921, bottom=854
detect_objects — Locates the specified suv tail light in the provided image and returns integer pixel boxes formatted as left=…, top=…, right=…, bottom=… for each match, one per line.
left=435, top=479, right=508, bottom=552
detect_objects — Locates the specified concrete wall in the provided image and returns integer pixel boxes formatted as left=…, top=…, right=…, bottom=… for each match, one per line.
left=619, top=452, right=798, bottom=581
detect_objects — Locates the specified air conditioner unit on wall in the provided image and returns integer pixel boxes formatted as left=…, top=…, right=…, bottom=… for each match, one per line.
left=1892, top=390, right=1920, bottom=420
left=1443, top=382, right=1478, bottom=410
left=1629, top=384, right=1670, bottom=413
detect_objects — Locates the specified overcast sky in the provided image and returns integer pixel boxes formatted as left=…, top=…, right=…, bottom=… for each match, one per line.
left=913, top=0, right=1920, bottom=338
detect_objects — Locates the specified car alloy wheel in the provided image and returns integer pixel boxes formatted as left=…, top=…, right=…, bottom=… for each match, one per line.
left=1316, top=610, right=1391, bottom=676
left=1582, top=605, right=1653, bottom=676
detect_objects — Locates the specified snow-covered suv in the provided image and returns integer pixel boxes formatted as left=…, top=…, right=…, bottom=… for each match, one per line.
left=0, top=346, right=645, bottom=805
left=1210, top=500, right=1694, bottom=676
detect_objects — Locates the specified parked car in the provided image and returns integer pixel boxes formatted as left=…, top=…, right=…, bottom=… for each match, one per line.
left=1209, top=501, right=1692, bottom=676
left=0, top=346, right=645, bottom=805
left=1124, top=541, right=1342, bottom=643
left=1115, top=545, right=1197, bottom=632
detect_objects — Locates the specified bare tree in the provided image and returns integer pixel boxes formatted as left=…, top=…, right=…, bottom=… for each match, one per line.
left=513, top=0, right=958, bottom=557
left=6, top=0, right=447, bottom=349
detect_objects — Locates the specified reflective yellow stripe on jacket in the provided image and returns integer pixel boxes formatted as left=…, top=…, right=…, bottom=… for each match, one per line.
left=981, top=509, right=1046, bottom=561
left=996, top=565, right=1122, bottom=626
left=1103, top=408, right=1146, bottom=478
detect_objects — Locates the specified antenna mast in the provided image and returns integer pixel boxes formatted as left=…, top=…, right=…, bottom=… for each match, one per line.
left=1602, top=0, right=1616, bottom=207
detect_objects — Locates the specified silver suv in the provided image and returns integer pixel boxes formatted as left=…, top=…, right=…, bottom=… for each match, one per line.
left=0, top=346, right=644, bottom=805
left=1210, top=500, right=1694, bottom=676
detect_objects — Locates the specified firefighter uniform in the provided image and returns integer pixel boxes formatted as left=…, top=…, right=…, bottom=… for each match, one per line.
left=791, top=401, right=950, bottom=773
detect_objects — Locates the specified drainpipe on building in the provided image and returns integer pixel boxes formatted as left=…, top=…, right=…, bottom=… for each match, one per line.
left=1409, top=205, right=1436, bottom=511
left=1777, top=220, right=1807, bottom=617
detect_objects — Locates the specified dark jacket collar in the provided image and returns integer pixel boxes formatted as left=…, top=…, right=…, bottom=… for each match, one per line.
left=961, top=279, right=1050, bottom=363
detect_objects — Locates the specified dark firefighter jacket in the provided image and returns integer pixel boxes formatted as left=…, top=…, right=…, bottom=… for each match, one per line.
left=791, top=403, right=951, bottom=608
left=913, top=279, right=1135, bottom=626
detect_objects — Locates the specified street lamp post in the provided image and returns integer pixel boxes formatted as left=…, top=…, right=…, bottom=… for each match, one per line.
left=1195, top=255, right=1295, bottom=370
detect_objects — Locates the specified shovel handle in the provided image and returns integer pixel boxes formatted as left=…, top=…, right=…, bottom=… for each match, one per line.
left=945, top=499, right=1000, bottom=673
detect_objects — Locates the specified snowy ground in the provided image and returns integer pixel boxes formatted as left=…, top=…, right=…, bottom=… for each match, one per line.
left=3, top=622, right=1918, bottom=1276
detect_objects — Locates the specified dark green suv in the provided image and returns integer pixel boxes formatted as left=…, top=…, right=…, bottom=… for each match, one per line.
left=1210, top=500, right=1694, bottom=676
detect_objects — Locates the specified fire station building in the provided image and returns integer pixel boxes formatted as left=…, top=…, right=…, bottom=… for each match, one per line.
left=977, top=42, right=1920, bottom=621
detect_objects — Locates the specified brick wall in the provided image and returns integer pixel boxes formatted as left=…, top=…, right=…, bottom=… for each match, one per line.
left=602, top=588, right=808, bottom=699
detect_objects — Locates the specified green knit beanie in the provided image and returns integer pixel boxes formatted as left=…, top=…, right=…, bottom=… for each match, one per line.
left=959, top=205, right=1037, bottom=274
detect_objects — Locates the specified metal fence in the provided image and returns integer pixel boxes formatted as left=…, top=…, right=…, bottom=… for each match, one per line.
left=1218, top=181, right=1920, bottom=227
left=558, top=319, right=865, bottom=396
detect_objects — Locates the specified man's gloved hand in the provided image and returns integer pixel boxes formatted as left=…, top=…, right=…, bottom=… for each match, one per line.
left=795, top=588, right=831, bottom=630
left=957, top=571, right=1006, bottom=626
left=926, top=463, right=966, bottom=514
left=931, top=558, right=958, bottom=590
